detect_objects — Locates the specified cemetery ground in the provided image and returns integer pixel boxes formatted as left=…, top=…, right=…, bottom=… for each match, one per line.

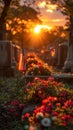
left=0, top=53, right=73, bottom=130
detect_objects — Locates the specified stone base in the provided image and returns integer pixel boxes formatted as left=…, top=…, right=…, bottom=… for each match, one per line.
left=62, top=59, right=73, bottom=72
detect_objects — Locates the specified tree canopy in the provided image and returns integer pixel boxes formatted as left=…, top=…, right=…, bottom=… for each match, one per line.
left=44, top=0, right=73, bottom=16
left=0, top=0, right=41, bottom=42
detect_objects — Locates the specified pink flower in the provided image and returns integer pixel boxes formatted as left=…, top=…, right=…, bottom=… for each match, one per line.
left=34, top=77, right=40, bottom=81
left=48, top=77, right=54, bottom=81
left=15, top=111, right=19, bottom=117
left=27, top=82, right=31, bottom=87
left=19, top=104, right=25, bottom=110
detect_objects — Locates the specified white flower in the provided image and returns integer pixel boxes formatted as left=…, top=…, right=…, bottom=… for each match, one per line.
left=51, top=116, right=57, bottom=121
left=41, top=118, right=51, bottom=127
left=24, top=125, right=29, bottom=130
left=36, top=112, right=44, bottom=118
left=31, top=71, right=33, bottom=74
left=34, top=65, right=39, bottom=69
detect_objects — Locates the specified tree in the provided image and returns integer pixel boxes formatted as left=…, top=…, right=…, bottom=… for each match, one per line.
left=0, top=0, right=41, bottom=42
left=46, top=26, right=67, bottom=46
left=6, top=3, right=41, bottom=47
left=0, top=0, right=12, bottom=40
left=44, top=0, right=73, bottom=71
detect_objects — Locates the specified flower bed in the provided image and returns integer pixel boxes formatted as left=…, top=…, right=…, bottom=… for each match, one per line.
left=0, top=72, right=73, bottom=130
left=24, top=77, right=73, bottom=104
left=25, top=53, right=52, bottom=76
left=22, top=96, right=73, bottom=130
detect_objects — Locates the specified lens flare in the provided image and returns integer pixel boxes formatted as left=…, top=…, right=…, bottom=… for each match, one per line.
left=34, top=25, right=41, bottom=33
left=34, top=25, right=52, bottom=34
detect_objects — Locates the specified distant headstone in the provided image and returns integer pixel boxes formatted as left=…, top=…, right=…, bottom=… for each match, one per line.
left=57, top=43, right=68, bottom=68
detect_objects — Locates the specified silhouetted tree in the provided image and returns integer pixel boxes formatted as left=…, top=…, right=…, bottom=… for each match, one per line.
left=0, top=0, right=11, bottom=40
left=45, top=0, right=73, bottom=48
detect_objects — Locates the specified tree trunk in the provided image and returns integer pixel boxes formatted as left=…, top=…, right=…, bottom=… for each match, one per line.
left=0, top=0, right=11, bottom=40
left=0, top=23, right=6, bottom=40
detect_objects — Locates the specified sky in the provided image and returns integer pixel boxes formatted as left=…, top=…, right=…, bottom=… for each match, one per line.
left=39, top=8, right=66, bottom=27
left=20, top=0, right=66, bottom=28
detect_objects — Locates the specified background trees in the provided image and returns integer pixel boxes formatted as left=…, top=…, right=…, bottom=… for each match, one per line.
left=45, top=0, right=73, bottom=46
left=0, top=0, right=41, bottom=46
left=0, top=0, right=72, bottom=51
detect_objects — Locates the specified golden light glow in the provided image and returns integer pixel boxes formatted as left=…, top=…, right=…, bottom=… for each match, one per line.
left=46, top=4, right=57, bottom=11
left=34, top=25, right=52, bottom=34
left=18, top=53, right=23, bottom=70
left=38, top=1, right=46, bottom=8
left=41, top=50, right=44, bottom=54
left=61, top=33, right=66, bottom=37
left=51, top=49, right=55, bottom=57
left=34, top=25, right=41, bottom=33
left=52, top=19, right=64, bottom=22
left=13, top=31, right=16, bottom=35
left=38, top=1, right=57, bottom=13
left=46, top=9, right=53, bottom=13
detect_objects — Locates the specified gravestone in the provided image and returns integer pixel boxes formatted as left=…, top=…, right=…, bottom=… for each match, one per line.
left=57, top=42, right=68, bottom=68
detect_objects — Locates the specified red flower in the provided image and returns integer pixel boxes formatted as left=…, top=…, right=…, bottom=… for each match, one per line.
left=11, top=100, right=20, bottom=106
left=45, top=106, right=51, bottom=113
left=22, top=113, right=30, bottom=120
left=64, top=99, right=73, bottom=107
left=53, top=81, right=58, bottom=86
left=42, top=80, right=48, bottom=87
left=10, top=107, right=16, bottom=113
left=62, top=114, right=72, bottom=123
left=62, top=122, right=67, bottom=126
left=52, top=111, right=58, bottom=116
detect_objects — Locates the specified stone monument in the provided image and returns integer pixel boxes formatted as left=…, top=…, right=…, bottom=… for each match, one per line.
left=63, top=17, right=73, bottom=72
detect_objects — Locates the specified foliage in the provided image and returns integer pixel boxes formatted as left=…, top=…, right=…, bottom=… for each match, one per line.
left=0, top=73, right=26, bottom=103
left=45, top=0, right=73, bottom=16
left=6, top=1, right=41, bottom=44
left=0, top=0, right=41, bottom=43
left=24, top=77, right=73, bottom=104
left=48, top=26, right=67, bottom=45
left=0, top=72, right=73, bottom=129
left=22, top=95, right=73, bottom=130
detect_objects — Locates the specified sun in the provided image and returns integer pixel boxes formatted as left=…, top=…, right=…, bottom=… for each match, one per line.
left=34, top=25, right=41, bottom=34
left=34, top=25, right=52, bottom=34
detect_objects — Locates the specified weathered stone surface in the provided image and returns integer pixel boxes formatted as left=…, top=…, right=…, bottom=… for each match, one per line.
left=52, top=73, right=73, bottom=84
left=63, top=16, right=73, bottom=72
left=22, top=104, right=37, bottom=115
